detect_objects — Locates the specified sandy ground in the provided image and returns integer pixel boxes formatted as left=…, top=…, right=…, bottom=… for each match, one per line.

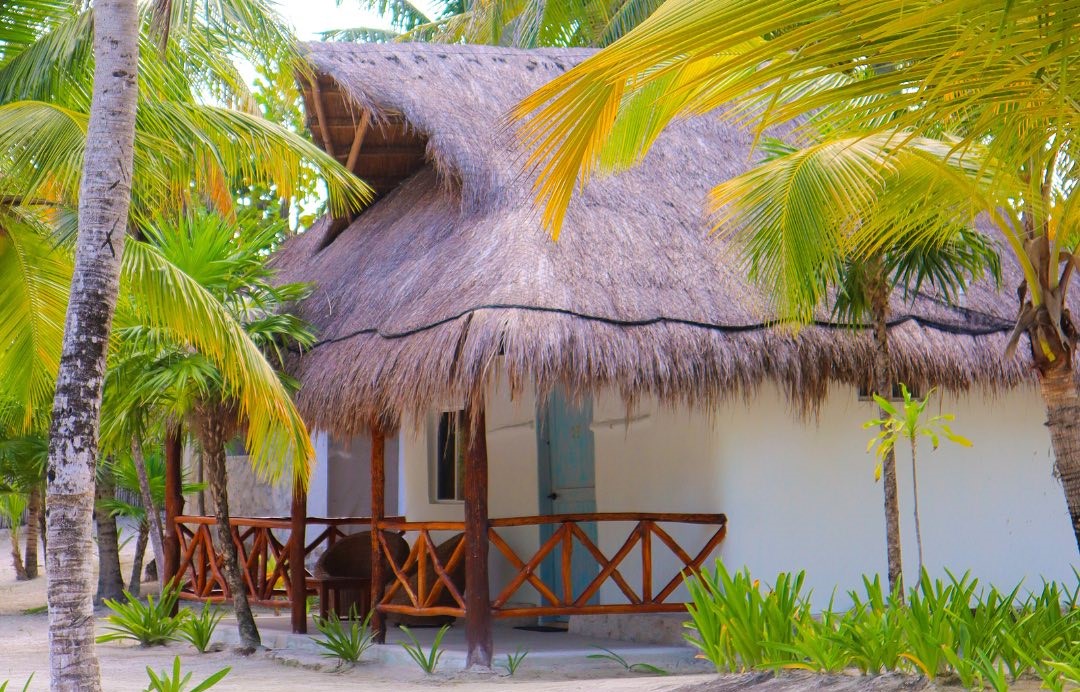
left=0, top=528, right=707, bottom=691
left=0, top=530, right=1051, bottom=691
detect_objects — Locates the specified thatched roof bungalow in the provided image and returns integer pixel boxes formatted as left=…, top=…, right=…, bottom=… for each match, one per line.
left=276, top=42, right=1040, bottom=437
left=259, top=43, right=1077, bottom=664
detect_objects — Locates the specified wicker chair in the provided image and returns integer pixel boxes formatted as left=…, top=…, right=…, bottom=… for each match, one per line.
left=312, top=530, right=409, bottom=620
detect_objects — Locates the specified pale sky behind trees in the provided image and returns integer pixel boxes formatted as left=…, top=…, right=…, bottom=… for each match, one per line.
left=276, top=0, right=441, bottom=40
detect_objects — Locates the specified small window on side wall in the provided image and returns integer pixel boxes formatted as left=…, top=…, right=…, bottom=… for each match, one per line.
left=433, top=410, right=466, bottom=502
left=858, top=383, right=922, bottom=402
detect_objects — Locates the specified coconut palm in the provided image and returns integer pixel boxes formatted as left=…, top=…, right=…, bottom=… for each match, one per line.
left=0, top=4, right=368, bottom=686
left=715, top=134, right=1000, bottom=594
left=512, top=0, right=1080, bottom=553
left=335, top=0, right=665, bottom=47
left=0, top=401, right=48, bottom=581
left=102, top=208, right=315, bottom=650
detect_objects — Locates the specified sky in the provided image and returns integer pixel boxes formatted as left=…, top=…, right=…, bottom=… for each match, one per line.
left=273, top=0, right=441, bottom=41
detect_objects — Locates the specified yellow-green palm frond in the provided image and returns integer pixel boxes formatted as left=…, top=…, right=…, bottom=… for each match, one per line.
left=0, top=210, right=71, bottom=430
left=512, top=0, right=1078, bottom=236
left=709, top=132, right=1009, bottom=322
left=0, top=99, right=371, bottom=219
left=118, top=240, right=312, bottom=485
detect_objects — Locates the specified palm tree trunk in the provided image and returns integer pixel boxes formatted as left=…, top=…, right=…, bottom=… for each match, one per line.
left=130, top=437, right=165, bottom=591
left=129, top=520, right=148, bottom=595
left=909, top=444, right=923, bottom=574
left=44, top=0, right=139, bottom=688
left=869, top=263, right=904, bottom=596
left=1038, top=363, right=1080, bottom=551
left=10, top=525, right=28, bottom=581
left=198, top=411, right=261, bottom=650
left=24, top=487, right=41, bottom=579
left=94, top=472, right=125, bottom=605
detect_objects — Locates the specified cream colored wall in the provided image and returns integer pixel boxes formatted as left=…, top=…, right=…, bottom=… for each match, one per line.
left=316, top=374, right=1078, bottom=609
left=592, top=385, right=1077, bottom=608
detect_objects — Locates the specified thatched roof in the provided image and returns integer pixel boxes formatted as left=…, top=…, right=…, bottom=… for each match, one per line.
left=276, top=42, right=1042, bottom=436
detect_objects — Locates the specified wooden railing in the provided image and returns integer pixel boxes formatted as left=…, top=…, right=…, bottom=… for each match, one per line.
left=173, top=515, right=380, bottom=607
left=375, top=513, right=727, bottom=618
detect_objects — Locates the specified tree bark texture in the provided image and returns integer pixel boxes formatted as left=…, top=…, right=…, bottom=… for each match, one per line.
left=24, top=487, right=41, bottom=579
left=128, top=521, right=148, bottom=596
left=94, top=473, right=124, bottom=605
left=463, top=404, right=493, bottom=670
left=869, top=264, right=904, bottom=596
left=10, top=525, right=28, bottom=581
left=45, top=0, right=138, bottom=688
left=198, top=407, right=262, bottom=649
left=163, top=426, right=184, bottom=599
left=131, top=436, right=165, bottom=591
left=1038, top=364, right=1080, bottom=552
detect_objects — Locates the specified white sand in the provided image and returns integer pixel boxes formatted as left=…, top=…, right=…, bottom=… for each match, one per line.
left=0, top=529, right=706, bottom=691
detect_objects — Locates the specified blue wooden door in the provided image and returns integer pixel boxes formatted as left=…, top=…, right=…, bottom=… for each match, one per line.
left=538, top=388, right=598, bottom=615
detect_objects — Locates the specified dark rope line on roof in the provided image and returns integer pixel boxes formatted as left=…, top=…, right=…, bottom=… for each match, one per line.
left=303, top=302, right=1015, bottom=350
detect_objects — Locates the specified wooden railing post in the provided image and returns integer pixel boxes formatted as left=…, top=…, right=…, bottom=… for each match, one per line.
left=163, top=425, right=184, bottom=615
left=463, top=402, right=493, bottom=670
left=290, top=480, right=308, bottom=634
left=370, top=428, right=387, bottom=643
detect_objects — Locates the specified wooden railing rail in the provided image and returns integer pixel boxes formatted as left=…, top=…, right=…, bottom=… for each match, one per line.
left=173, top=515, right=399, bottom=607
left=377, top=523, right=467, bottom=618
left=374, top=513, right=727, bottom=618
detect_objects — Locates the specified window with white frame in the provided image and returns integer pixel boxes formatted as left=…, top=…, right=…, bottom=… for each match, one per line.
left=432, top=410, right=466, bottom=502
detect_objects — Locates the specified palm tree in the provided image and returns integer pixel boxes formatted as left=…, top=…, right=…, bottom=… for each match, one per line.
left=0, top=401, right=48, bottom=581
left=0, top=5, right=368, bottom=686
left=714, top=135, right=1000, bottom=593
left=335, top=0, right=664, bottom=46
left=105, top=209, right=315, bottom=650
left=512, top=0, right=1080, bottom=553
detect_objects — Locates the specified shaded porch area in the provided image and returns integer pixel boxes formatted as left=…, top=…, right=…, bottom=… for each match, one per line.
left=167, top=509, right=728, bottom=629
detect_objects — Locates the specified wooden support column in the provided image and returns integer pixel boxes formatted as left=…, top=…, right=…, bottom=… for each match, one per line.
left=290, top=480, right=308, bottom=634
left=163, top=425, right=184, bottom=615
left=463, top=403, right=493, bottom=670
left=369, top=429, right=387, bottom=643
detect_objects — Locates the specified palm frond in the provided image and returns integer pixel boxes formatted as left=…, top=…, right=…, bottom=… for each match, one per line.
left=0, top=212, right=70, bottom=429
left=512, top=0, right=1078, bottom=237
left=118, top=238, right=312, bottom=485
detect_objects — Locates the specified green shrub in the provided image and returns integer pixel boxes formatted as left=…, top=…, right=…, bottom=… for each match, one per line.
left=97, top=585, right=184, bottom=646
left=144, top=656, right=229, bottom=692
left=313, top=606, right=375, bottom=664
left=399, top=624, right=449, bottom=674
left=684, top=559, right=1080, bottom=687
left=177, top=602, right=224, bottom=653
left=587, top=646, right=668, bottom=675
left=683, top=561, right=810, bottom=672
left=501, top=647, right=529, bottom=676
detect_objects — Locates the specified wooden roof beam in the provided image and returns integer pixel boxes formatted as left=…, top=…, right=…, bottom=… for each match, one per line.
left=310, top=78, right=337, bottom=158
left=345, top=110, right=372, bottom=174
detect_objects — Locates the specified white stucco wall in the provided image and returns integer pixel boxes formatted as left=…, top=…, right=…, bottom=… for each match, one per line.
left=592, top=385, right=1077, bottom=608
left=311, top=372, right=1079, bottom=609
